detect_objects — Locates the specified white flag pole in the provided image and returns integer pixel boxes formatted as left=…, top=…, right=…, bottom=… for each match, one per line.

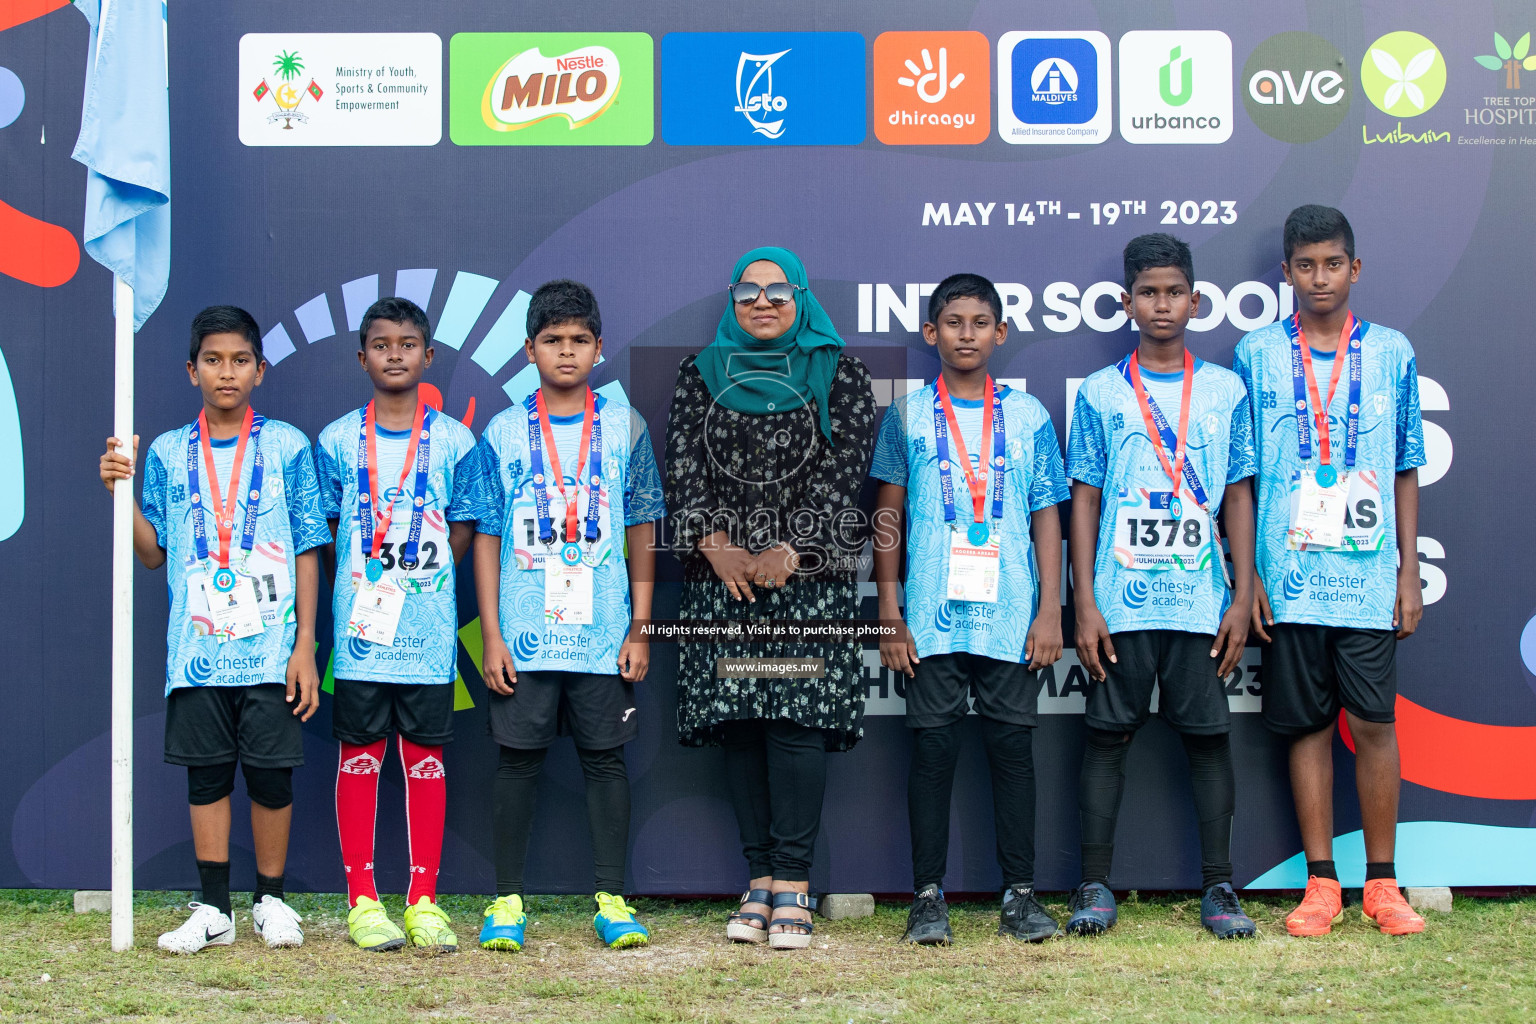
left=111, top=274, right=134, bottom=951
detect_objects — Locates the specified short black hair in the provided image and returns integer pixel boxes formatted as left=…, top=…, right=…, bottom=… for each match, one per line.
left=359, top=296, right=432, bottom=348
left=527, top=279, right=601, bottom=340
left=1283, top=204, right=1355, bottom=261
left=1123, top=233, right=1195, bottom=291
left=189, top=305, right=262, bottom=363
left=927, top=273, right=1003, bottom=324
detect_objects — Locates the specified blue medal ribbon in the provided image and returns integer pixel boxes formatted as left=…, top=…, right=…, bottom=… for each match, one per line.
left=187, top=411, right=266, bottom=570
left=932, top=379, right=1006, bottom=533
left=355, top=402, right=433, bottom=581
left=1116, top=357, right=1210, bottom=511
left=526, top=389, right=604, bottom=549
left=1283, top=313, right=1366, bottom=481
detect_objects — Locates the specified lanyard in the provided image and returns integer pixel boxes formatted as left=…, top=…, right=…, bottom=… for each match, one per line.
left=1119, top=351, right=1209, bottom=514
left=355, top=400, right=432, bottom=577
left=187, top=406, right=265, bottom=569
left=526, top=388, right=603, bottom=546
left=1285, top=312, right=1365, bottom=481
left=932, top=376, right=1006, bottom=526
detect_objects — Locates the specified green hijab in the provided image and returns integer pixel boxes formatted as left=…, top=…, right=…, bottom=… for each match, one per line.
left=695, top=246, right=845, bottom=444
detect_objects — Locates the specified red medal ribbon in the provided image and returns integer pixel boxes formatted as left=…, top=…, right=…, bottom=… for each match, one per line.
left=363, top=399, right=426, bottom=562
left=1294, top=312, right=1354, bottom=468
left=534, top=388, right=596, bottom=542
left=1127, top=350, right=1194, bottom=502
left=198, top=406, right=255, bottom=570
left=936, top=375, right=995, bottom=524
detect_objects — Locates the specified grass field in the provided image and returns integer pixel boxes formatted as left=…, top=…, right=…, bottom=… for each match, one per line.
left=1, top=889, right=1532, bottom=1023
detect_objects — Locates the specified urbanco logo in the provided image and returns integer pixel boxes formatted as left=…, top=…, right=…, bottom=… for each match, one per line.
left=1359, top=31, right=1445, bottom=117
left=450, top=33, right=653, bottom=146
left=997, top=31, right=1111, bottom=144
left=1119, top=30, right=1233, bottom=144
left=874, top=31, right=990, bottom=144
left=1241, top=32, right=1350, bottom=143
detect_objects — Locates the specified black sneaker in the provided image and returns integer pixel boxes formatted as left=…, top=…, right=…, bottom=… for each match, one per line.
left=998, top=886, right=1061, bottom=942
left=903, top=884, right=953, bottom=945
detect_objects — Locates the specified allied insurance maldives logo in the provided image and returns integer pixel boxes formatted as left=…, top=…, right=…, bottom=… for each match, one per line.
left=996, top=31, right=1112, bottom=144
left=449, top=33, right=654, bottom=146
left=872, top=31, right=990, bottom=145
left=1241, top=32, right=1350, bottom=143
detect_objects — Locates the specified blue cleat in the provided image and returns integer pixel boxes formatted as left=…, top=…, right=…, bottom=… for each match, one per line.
left=594, top=892, right=650, bottom=949
left=1201, top=883, right=1256, bottom=939
left=479, top=894, right=527, bottom=952
left=1066, top=881, right=1118, bottom=936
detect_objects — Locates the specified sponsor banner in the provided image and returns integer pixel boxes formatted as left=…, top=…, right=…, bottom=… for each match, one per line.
left=661, top=32, right=866, bottom=146
left=1241, top=31, right=1350, bottom=143
left=997, top=31, right=1112, bottom=145
left=449, top=32, right=653, bottom=146
left=872, top=31, right=990, bottom=145
left=239, top=33, right=441, bottom=147
left=1119, top=29, right=1233, bottom=144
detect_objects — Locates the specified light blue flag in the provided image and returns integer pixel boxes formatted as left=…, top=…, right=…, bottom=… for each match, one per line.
left=71, top=0, right=170, bottom=331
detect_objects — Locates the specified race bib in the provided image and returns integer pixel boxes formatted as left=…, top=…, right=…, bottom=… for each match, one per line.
left=347, top=576, right=406, bottom=647
left=350, top=510, right=450, bottom=594
left=1287, top=470, right=1350, bottom=550
left=1287, top=469, right=1386, bottom=552
left=545, top=543, right=594, bottom=624
left=1112, top=489, right=1212, bottom=571
left=947, top=526, right=1000, bottom=603
left=514, top=509, right=612, bottom=571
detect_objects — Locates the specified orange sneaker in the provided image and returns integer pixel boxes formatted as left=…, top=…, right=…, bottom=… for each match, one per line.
left=1284, top=876, right=1344, bottom=936
left=1362, top=879, right=1426, bottom=935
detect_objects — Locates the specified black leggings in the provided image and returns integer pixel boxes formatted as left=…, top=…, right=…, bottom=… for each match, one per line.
left=1078, top=728, right=1234, bottom=890
left=909, top=718, right=1037, bottom=891
left=493, top=744, right=630, bottom=897
left=720, top=719, right=827, bottom=883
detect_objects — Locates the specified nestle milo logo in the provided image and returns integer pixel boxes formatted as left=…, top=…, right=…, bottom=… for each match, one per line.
left=484, top=45, right=619, bottom=130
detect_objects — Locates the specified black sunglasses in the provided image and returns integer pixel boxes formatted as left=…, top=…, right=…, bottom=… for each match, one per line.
left=729, top=281, right=802, bottom=306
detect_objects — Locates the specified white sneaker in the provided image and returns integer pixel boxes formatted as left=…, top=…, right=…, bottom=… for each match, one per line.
left=158, top=902, right=235, bottom=954
left=252, top=895, right=305, bottom=948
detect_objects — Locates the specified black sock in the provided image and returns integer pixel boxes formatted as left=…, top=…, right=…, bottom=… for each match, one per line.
left=254, top=872, right=285, bottom=904
left=493, top=745, right=549, bottom=898
left=1078, top=730, right=1131, bottom=885
left=1181, top=732, right=1235, bottom=891
left=1307, top=859, right=1338, bottom=881
left=1365, top=861, right=1396, bottom=882
left=196, top=860, right=232, bottom=918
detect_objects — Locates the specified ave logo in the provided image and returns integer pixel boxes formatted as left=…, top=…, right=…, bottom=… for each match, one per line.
left=1242, top=32, right=1350, bottom=143
left=874, top=31, right=990, bottom=144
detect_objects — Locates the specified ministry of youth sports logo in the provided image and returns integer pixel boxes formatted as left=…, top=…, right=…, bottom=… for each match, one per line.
left=250, top=49, right=324, bottom=130
left=736, top=50, right=789, bottom=138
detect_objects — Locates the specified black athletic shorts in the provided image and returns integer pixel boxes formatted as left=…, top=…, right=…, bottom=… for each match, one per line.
left=905, top=651, right=1043, bottom=729
left=164, top=684, right=304, bottom=768
left=1086, top=629, right=1230, bottom=736
left=333, top=678, right=455, bottom=745
left=487, top=670, right=638, bottom=751
left=1261, top=623, right=1397, bottom=735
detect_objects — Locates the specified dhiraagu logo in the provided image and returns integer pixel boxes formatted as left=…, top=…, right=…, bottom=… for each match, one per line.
left=450, top=32, right=653, bottom=146
left=1360, top=32, right=1446, bottom=117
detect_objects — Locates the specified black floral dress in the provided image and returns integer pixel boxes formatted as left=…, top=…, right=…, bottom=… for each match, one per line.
left=664, top=353, right=878, bottom=751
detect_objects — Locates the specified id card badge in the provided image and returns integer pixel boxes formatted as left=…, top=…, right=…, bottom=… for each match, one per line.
left=347, top=576, right=406, bottom=646
left=1287, top=470, right=1386, bottom=552
left=545, top=543, right=594, bottom=624
left=200, top=568, right=264, bottom=643
left=1112, top=490, right=1212, bottom=571
left=946, top=526, right=1001, bottom=603
left=1287, top=470, right=1350, bottom=549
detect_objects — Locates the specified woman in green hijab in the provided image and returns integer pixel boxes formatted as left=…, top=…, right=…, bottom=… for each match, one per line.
left=664, top=247, right=877, bottom=949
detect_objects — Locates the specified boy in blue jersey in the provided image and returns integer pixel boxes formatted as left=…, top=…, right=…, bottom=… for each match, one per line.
left=1234, top=206, right=1427, bottom=937
left=315, top=297, right=479, bottom=952
left=99, top=306, right=329, bottom=953
left=468, top=280, right=665, bottom=952
left=872, top=273, right=1070, bottom=945
left=1066, top=235, right=1258, bottom=939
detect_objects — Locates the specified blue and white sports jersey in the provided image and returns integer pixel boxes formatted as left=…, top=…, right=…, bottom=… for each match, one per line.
left=870, top=383, right=1069, bottom=664
left=316, top=408, right=479, bottom=685
left=142, top=418, right=330, bottom=696
left=1234, top=320, right=1425, bottom=629
left=466, top=395, right=665, bottom=675
left=1067, top=358, right=1255, bottom=636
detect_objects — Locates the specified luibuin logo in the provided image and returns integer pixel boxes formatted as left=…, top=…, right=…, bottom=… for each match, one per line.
left=1475, top=32, right=1535, bottom=90
left=1160, top=46, right=1193, bottom=106
left=735, top=50, right=789, bottom=138
left=252, top=49, right=324, bottom=130
left=1360, top=32, right=1445, bottom=117
left=482, top=44, right=621, bottom=131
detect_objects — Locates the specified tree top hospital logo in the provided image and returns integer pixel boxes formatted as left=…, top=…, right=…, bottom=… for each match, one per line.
left=1118, top=30, right=1233, bottom=144
left=1242, top=32, right=1350, bottom=143
left=661, top=32, right=865, bottom=145
left=1360, top=31, right=1445, bottom=117
left=1475, top=31, right=1535, bottom=90
left=997, top=31, right=1111, bottom=145
left=873, top=31, right=990, bottom=145
left=450, top=33, right=653, bottom=146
